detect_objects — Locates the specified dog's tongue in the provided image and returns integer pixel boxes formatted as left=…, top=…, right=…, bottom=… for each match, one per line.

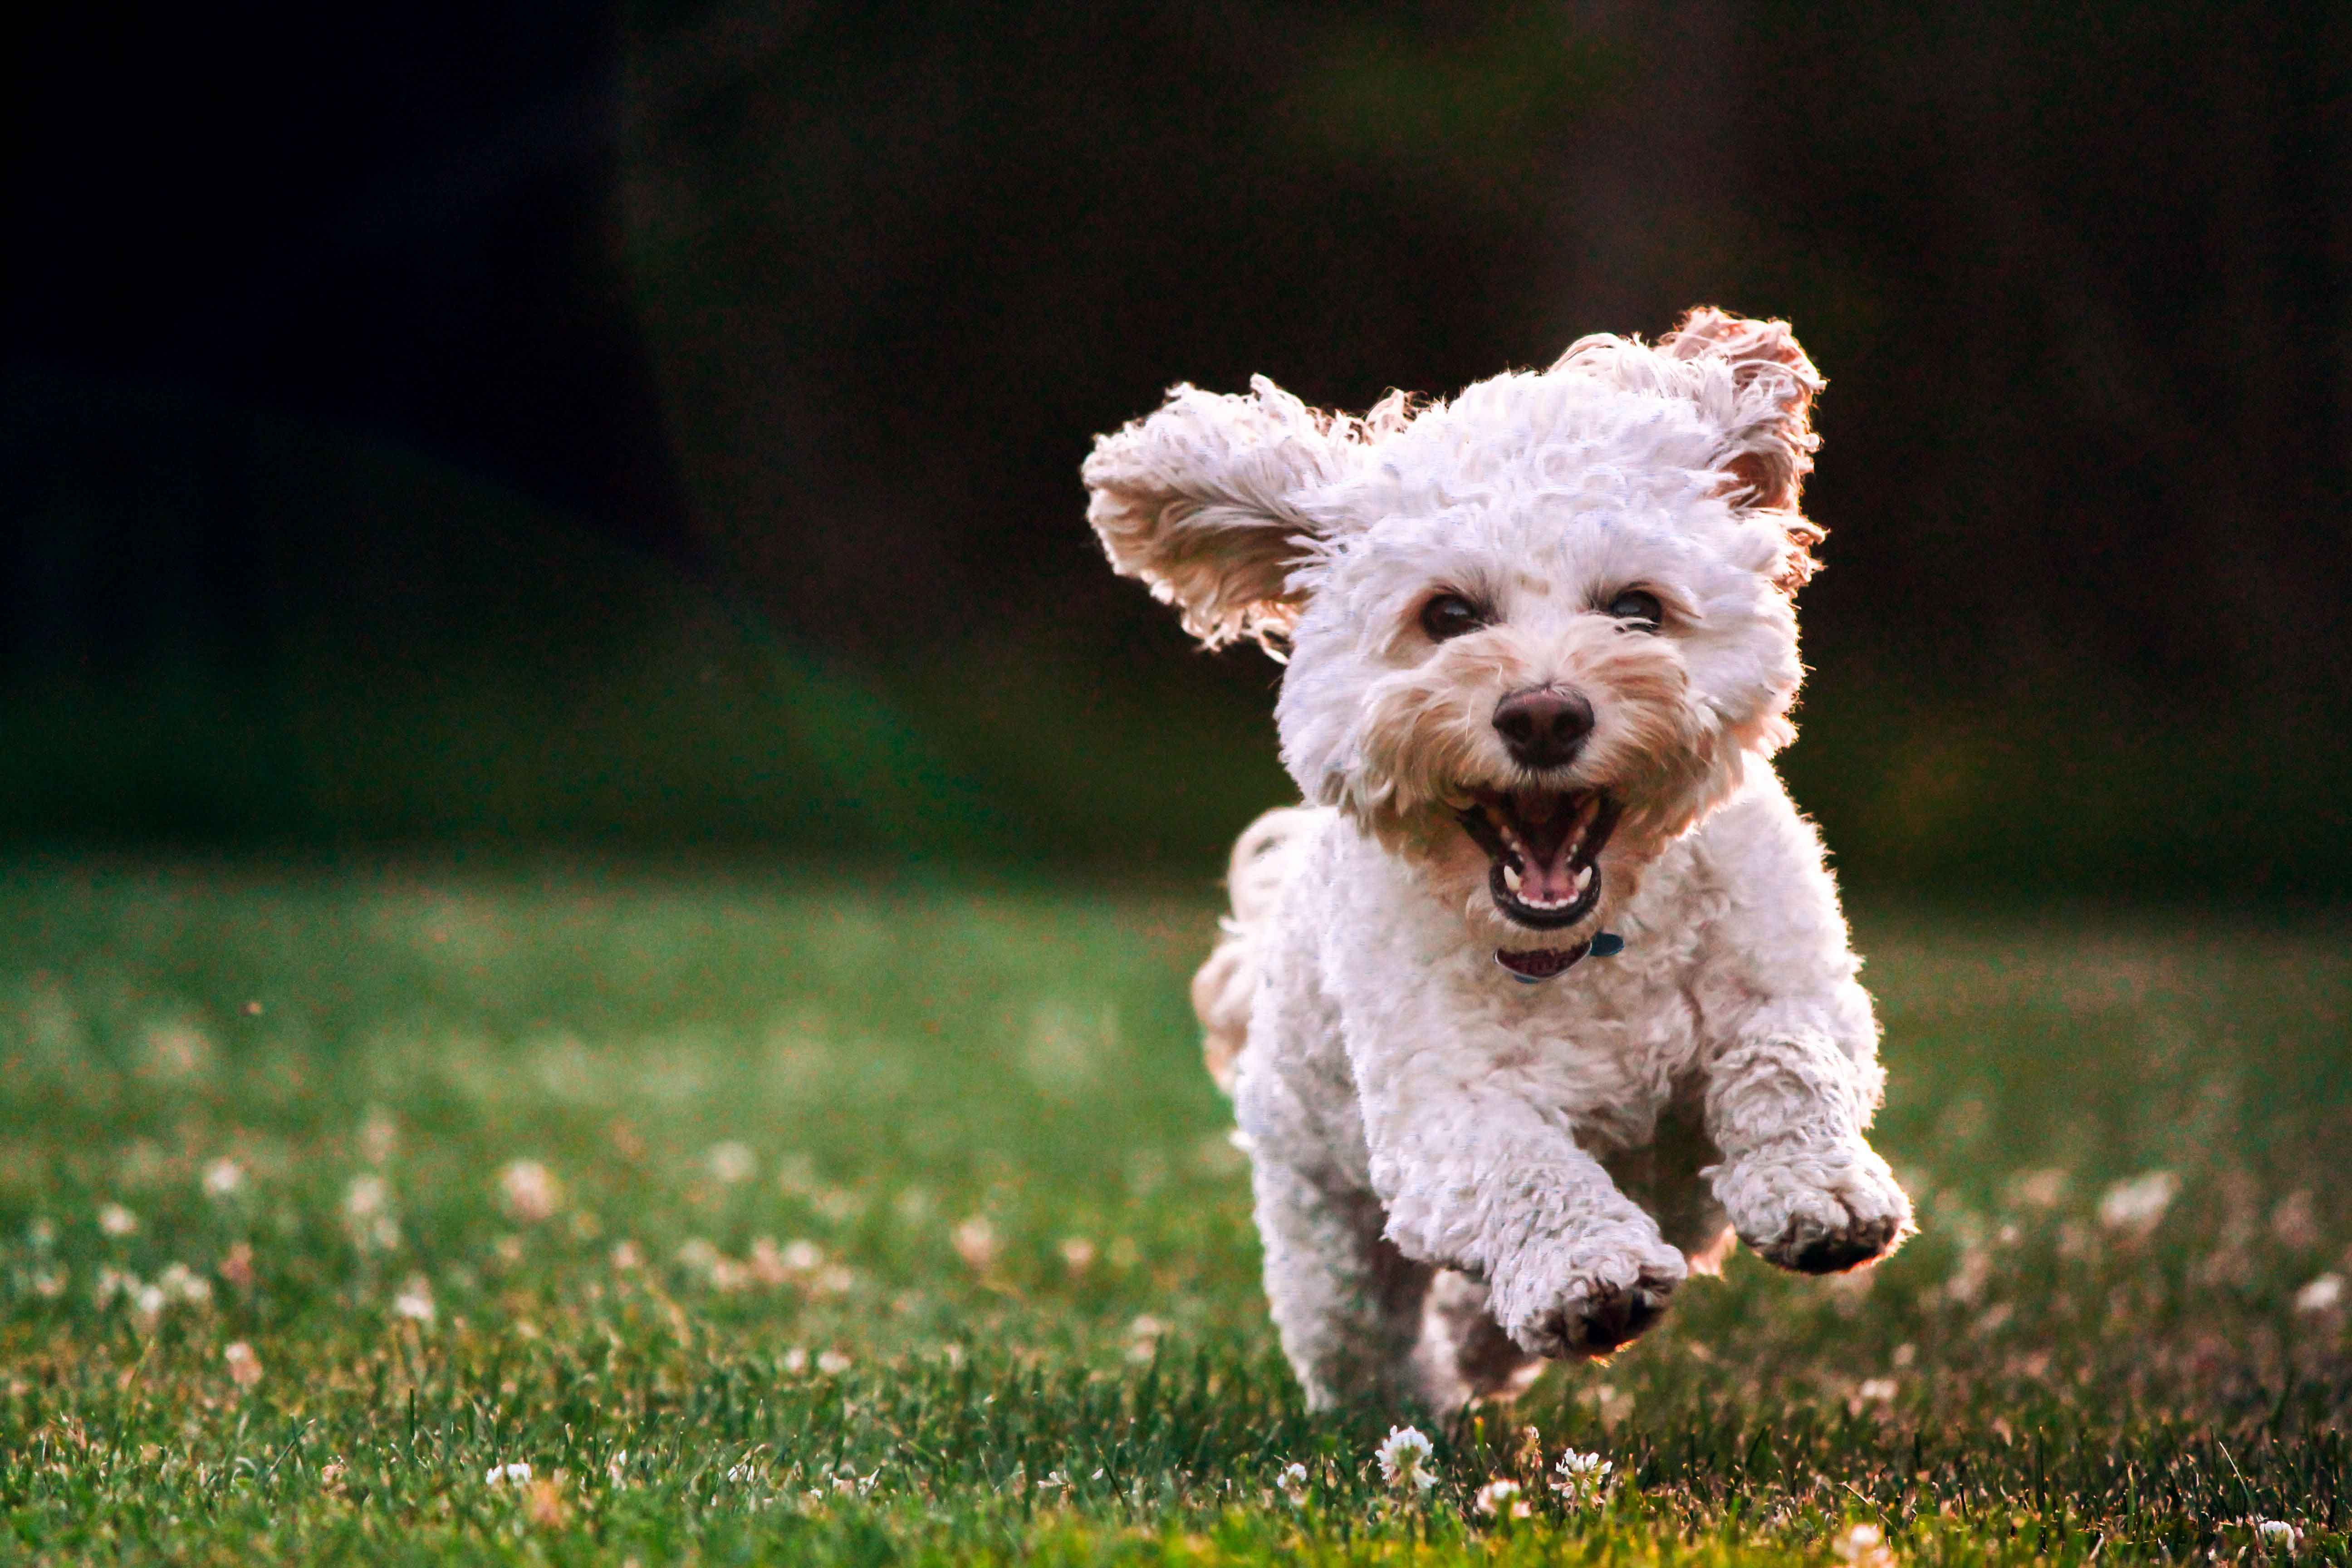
left=1511, top=791, right=1583, bottom=905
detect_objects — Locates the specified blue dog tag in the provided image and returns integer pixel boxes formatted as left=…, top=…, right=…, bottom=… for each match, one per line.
left=1589, top=931, right=1625, bottom=957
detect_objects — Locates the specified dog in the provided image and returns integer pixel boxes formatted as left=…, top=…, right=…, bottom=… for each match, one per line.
left=1083, top=308, right=1913, bottom=1415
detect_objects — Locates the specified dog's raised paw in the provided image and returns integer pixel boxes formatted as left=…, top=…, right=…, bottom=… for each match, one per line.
left=1770, top=1210, right=1905, bottom=1274
left=1499, top=1240, right=1687, bottom=1359
left=1553, top=1274, right=1674, bottom=1354
left=1717, top=1143, right=1914, bottom=1276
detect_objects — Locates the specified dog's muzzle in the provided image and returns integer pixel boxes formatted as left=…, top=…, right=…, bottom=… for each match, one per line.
left=1454, top=789, right=1621, bottom=932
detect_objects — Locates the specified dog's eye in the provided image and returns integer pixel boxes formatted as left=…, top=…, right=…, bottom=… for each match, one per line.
left=1419, top=593, right=1486, bottom=642
left=1606, top=589, right=1663, bottom=629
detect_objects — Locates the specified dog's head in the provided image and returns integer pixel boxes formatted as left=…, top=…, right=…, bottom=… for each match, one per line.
left=1084, top=309, right=1825, bottom=963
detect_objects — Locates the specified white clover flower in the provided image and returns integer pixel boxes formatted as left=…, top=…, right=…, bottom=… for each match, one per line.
left=342, top=1176, right=401, bottom=1251
left=2294, top=1274, right=2343, bottom=1313
left=1848, top=1376, right=1899, bottom=1415
left=2257, top=1520, right=2302, bottom=1554
left=202, top=1159, right=246, bottom=1199
left=2098, top=1171, right=2180, bottom=1234
left=1375, top=1425, right=1438, bottom=1492
left=1475, top=1477, right=1529, bottom=1519
left=485, top=1461, right=534, bottom=1487
left=157, top=1262, right=211, bottom=1306
left=1276, top=1461, right=1310, bottom=1503
left=343, top=1175, right=387, bottom=1218
left=497, top=1160, right=562, bottom=1224
left=951, top=1216, right=999, bottom=1272
left=1833, top=1522, right=1896, bottom=1568
left=816, top=1349, right=852, bottom=1375
left=98, top=1203, right=139, bottom=1238
left=131, top=1283, right=166, bottom=1325
left=93, top=1266, right=133, bottom=1308
left=222, top=1340, right=263, bottom=1388
left=706, top=1142, right=757, bottom=1185
left=392, top=1275, right=436, bottom=1326
left=1550, top=1448, right=1613, bottom=1506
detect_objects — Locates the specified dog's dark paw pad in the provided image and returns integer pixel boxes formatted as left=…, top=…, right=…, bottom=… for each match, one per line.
left=1556, top=1277, right=1674, bottom=1355
left=1775, top=1214, right=1903, bottom=1275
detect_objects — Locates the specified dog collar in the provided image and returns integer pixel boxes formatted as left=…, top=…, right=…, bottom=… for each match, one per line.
left=1496, top=931, right=1624, bottom=984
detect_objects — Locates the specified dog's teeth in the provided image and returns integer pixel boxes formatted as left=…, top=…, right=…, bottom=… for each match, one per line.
left=1501, top=864, right=1522, bottom=893
left=1575, top=865, right=1592, bottom=891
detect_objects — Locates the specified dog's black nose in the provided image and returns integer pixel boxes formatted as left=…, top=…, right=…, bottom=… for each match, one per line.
left=1493, top=687, right=1593, bottom=769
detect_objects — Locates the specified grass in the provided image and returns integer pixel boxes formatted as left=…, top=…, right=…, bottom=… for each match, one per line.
left=0, top=860, right=2345, bottom=1564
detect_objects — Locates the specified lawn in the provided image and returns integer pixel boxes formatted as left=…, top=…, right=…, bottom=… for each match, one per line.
left=0, top=860, right=2345, bottom=1564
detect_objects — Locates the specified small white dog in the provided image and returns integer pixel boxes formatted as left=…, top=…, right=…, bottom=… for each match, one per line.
left=1083, top=308, right=1913, bottom=1415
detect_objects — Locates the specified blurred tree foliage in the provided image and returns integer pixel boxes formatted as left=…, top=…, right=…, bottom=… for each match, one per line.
left=5, top=0, right=2349, bottom=895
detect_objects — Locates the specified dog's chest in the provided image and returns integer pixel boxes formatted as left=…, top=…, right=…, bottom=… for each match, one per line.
left=1458, top=939, right=1704, bottom=1143
left=1315, top=836, right=1714, bottom=1145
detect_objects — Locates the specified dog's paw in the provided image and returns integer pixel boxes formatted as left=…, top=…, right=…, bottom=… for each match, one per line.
left=1715, top=1142, right=1913, bottom=1274
left=1496, top=1235, right=1688, bottom=1359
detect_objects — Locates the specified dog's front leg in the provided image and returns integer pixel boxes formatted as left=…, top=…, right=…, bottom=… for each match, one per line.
left=1702, top=1029, right=1913, bottom=1273
left=1361, top=1083, right=1688, bottom=1359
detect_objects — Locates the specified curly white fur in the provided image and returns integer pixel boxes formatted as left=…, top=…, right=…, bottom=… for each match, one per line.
left=1085, top=308, right=1913, bottom=1416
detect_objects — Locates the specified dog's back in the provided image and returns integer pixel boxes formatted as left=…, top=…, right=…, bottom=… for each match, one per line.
left=1191, top=805, right=1322, bottom=1092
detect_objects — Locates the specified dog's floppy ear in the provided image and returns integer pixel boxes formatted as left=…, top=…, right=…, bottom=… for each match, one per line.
left=1083, top=376, right=1365, bottom=651
left=1557, top=307, right=1828, bottom=589
left=1656, top=306, right=1824, bottom=519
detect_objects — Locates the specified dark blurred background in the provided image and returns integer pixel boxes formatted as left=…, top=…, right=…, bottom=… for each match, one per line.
left=8, top=1, right=2349, bottom=896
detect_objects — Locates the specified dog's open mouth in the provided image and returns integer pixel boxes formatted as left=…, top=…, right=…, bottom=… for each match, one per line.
left=1454, top=789, right=1622, bottom=932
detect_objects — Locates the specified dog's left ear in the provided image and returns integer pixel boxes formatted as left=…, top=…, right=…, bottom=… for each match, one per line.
left=1657, top=307, right=1823, bottom=514
left=1083, top=376, right=1368, bottom=651
left=1557, top=307, right=1827, bottom=587
left=1656, top=307, right=1827, bottom=588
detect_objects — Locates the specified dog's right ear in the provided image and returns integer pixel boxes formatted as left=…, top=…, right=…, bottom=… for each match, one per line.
left=1083, top=376, right=1363, bottom=652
